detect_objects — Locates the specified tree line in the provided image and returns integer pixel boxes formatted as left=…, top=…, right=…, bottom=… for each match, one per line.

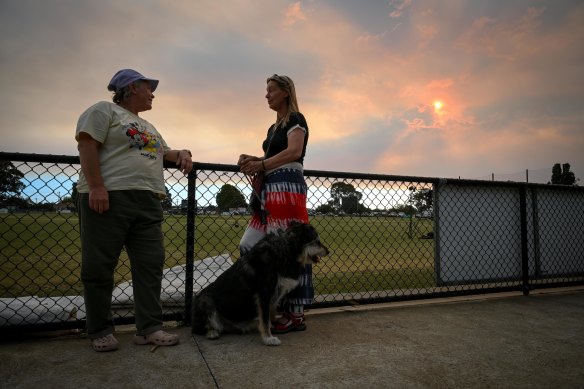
left=0, top=161, right=579, bottom=213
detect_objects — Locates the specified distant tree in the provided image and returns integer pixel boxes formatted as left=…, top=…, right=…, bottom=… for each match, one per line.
left=38, top=202, right=57, bottom=212
left=550, top=163, right=562, bottom=184
left=3, top=196, right=32, bottom=209
left=392, top=203, right=417, bottom=216
left=216, top=184, right=246, bottom=211
left=342, top=197, right=370, bottom=214
left=561, top=163, right=576, bottom=185
left=342, top=196, right=359, bottom=213
left=59, top=195, right=75, bottom=208
left=67, top=182, right=79, bottom=211
left=161, top=186, right=173, bottom=210
left=330, top=182, right=365, bottom=214
left=411, top=189, right=433, bottom=215
left=0, top=161, right=25, bottom=206
left=550, top=163, right=576, bottom=185
left=315, top=203, right=335, bottom=214
left=71, top=182, right=78, bottom=205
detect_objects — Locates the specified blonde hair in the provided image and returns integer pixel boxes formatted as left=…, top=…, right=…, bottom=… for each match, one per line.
left=267, top=74, right=299, bottom=128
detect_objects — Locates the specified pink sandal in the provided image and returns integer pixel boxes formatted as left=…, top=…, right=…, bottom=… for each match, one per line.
left=91, top=333, right=119, bottom=352
left=134, top=330, right=179, bottom=346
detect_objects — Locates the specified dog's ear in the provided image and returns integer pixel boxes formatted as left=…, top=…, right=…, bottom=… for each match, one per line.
left=283, top=221, right=304, bottom=245
left=286, top=221, right=306, bottom=237
left=289, top=223, right=319, bottom=245
left=288, top=221, right=302, bottom=229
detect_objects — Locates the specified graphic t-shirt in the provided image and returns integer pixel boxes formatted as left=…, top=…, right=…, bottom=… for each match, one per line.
left=75, top=101, right=170, bottom=195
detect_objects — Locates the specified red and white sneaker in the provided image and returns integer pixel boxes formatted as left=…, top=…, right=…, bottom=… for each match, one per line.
left=271, top=312, right=307, bottom=334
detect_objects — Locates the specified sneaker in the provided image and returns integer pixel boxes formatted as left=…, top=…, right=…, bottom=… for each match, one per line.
left=271, top=312, right=307, bottom=334
left=91, top=333, right=119, bottom=352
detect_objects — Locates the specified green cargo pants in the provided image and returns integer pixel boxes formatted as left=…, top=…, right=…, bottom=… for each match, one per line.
left=78, top=190, right=165, bottom=339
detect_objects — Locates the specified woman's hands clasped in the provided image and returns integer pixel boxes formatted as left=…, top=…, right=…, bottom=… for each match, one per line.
left=238, top=154, right=263, bottom=175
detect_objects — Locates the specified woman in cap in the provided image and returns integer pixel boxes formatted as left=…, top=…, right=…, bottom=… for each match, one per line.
left=76, top=69, right=192, bottom=351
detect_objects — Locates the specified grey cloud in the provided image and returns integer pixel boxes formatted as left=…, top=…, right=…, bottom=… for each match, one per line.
left=1, top=0, right=583, bottom=182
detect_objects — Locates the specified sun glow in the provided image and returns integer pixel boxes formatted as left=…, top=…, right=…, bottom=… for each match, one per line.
left=433, top=100, right=443, bottom=111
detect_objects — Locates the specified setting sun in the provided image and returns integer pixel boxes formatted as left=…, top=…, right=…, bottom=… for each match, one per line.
left=433, top=100, right=443, bottom=111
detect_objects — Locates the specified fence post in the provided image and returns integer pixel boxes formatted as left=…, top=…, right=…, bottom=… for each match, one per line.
left=519, top=185, right=530, bottom=295
left=183, top=168, right=196, bottom=325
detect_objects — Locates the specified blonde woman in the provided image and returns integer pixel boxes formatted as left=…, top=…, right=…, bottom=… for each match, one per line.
left=238, top=74, right=312, bottom=333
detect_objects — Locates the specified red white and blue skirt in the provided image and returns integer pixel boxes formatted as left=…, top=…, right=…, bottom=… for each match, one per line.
left=239, top=166, right=313, bottom=306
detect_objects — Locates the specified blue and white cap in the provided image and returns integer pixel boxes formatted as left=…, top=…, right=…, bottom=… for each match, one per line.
left=107, top=69, right=159, bottom=92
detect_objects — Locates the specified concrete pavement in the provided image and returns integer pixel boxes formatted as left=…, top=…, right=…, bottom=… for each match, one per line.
left=2, top=288, right=584, bottom=388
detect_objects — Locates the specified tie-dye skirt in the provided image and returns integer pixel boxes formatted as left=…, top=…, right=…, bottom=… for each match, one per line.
left=239, top=167, right=313, bottom=306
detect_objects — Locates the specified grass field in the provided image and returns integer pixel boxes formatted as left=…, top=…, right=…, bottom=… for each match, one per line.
left=0, top=213, right=435, bottom=298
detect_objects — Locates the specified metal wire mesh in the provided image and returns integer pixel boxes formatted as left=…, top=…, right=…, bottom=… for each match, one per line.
left=1, top=153, right=583, bottom=332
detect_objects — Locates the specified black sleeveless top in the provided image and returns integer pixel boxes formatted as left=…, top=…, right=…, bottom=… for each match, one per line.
left=262, top=112, right=309, bottom=165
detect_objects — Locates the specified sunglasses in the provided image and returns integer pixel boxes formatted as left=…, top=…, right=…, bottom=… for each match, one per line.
left=269, top=74, right=289, bottom=86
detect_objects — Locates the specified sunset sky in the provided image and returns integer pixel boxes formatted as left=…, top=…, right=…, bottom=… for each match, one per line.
left=1, top=0, right=583, bottom=184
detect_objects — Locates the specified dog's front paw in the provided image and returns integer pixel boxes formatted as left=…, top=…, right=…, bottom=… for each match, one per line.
left=206, top=329, right=220, bottom=340
left=263, top=336, right=281, bottom=346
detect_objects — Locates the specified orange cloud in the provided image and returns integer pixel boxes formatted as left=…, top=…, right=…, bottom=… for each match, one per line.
left=283, top=2, right=307, bottom=27
left=427, top=78, right=454, bottom=89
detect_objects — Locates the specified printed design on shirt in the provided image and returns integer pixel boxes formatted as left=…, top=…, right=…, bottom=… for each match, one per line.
left=124, top=122, right=162, bottom=160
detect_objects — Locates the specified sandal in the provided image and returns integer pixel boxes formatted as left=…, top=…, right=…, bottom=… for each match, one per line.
left=271, top=312, right=307, bottom=334
left=91, top=334, right=119, bottom=352
left=134, top=330, right=179, bottom=346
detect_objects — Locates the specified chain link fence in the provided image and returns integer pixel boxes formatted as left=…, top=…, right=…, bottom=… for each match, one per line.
left=1, top=152, right=583, bottom=332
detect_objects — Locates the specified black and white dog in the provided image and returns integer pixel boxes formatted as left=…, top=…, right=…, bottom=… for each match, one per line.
left=191, top=222, right=329, bottom=346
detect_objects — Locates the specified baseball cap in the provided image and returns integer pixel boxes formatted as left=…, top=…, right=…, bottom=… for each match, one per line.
left=107, top=69, right=159, bottom=92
